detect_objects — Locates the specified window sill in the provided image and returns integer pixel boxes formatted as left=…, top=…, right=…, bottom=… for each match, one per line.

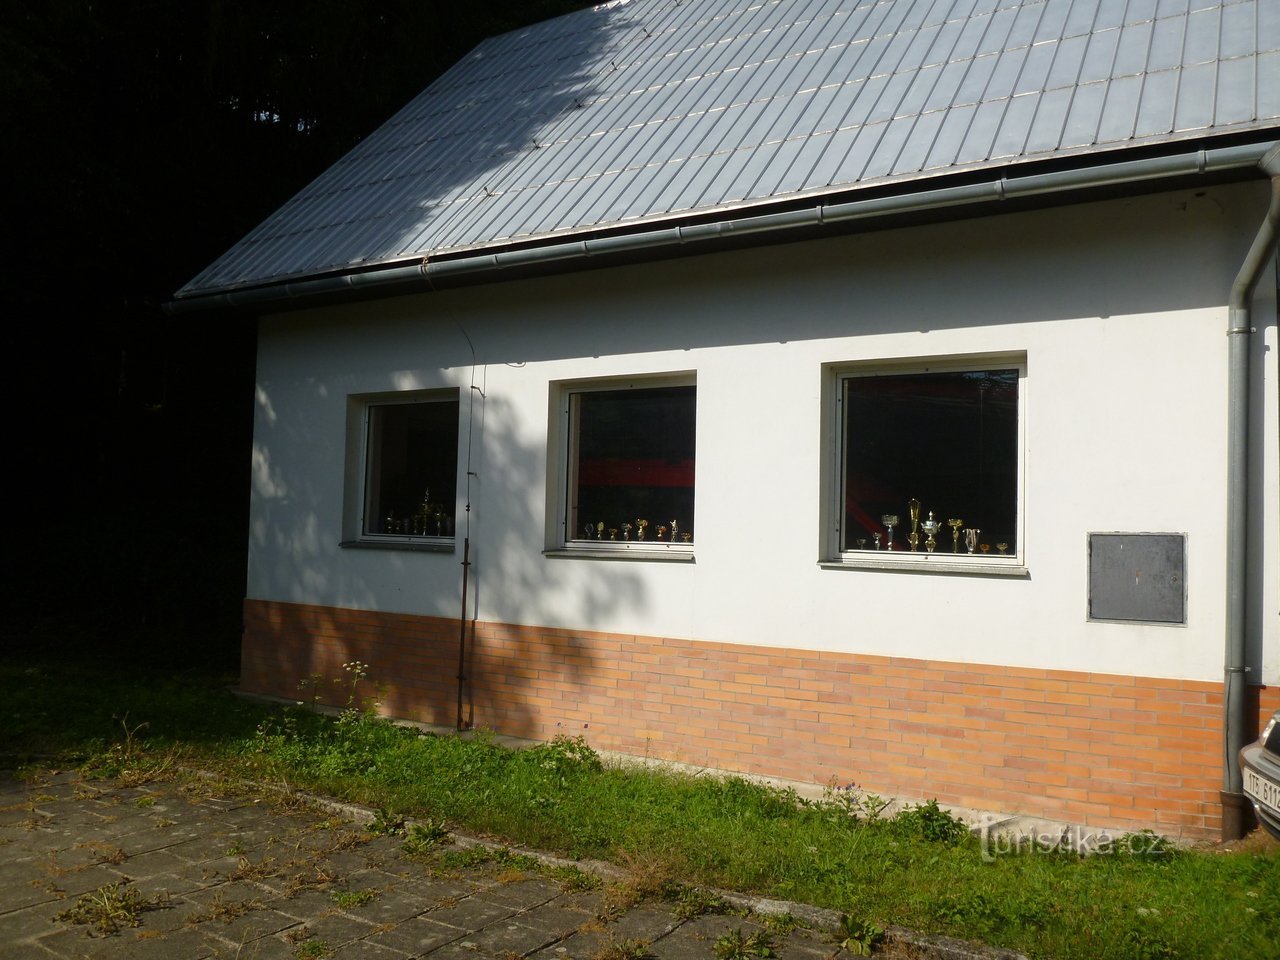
left=545, top=546, right=695, bottom=562
left=820, top=556, right=1028, bottom=577
left=340, top=538, right=455, bottom=553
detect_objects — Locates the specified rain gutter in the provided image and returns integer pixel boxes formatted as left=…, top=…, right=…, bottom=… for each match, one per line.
left=1221, top=142, right=1280, bottom=841
left=166, top=141, right=1277, bottom=314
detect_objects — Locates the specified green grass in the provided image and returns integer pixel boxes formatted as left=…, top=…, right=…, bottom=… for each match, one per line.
left=3, top=656, right=1277, bottom=960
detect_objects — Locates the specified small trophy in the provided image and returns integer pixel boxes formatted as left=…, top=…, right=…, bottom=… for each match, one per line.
left=964, top=527, right=980, bottom=554
left=907, top=498, right=921, bottom=545
left=622, top=523, right=632, bottom=540
left=948, top=518, right=964, bottom=553
left=636, top=518, right=648, bottom=541
left=873, top=532, right=882, bottom=550
left=597, top=522, right=605, bottom=540
left=908, top=531, right=919, bottom=552
left=855, top=538, right=867, bottom=550
left=980, top=543, right=990, bottom=555
left=682, top=532, right=692, bottom=543
left=583, top=523, right=595, bottom=540
left=881, top=514, right=898, bottom=550
left=922, top=512, right=940, bottom=553
left=657, top=525, right=668, bottom=541
left=996, top=542, right=1008, bottom=556
left=671, top=520, right=679, bottom=541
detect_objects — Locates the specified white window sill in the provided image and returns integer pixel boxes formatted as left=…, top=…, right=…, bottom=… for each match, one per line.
left=820, top=555, right=1028, bottom=577
left=545, top=545, right=695, bottom=562
left=340, top=538, right=455, bottom=553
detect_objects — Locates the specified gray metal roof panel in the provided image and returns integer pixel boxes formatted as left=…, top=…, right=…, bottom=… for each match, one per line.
left=179, top=0, right=1280, bottom=297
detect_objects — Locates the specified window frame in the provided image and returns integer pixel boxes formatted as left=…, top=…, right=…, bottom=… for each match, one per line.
left=820, top=353, right=1028, bottom=576
left=341, top=389, right=461, bottom=552
left=547, top=372, right=697, bottom=561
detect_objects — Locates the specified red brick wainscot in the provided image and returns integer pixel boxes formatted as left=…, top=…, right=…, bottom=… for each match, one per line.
left=241, top=599, right=1280, bottom=840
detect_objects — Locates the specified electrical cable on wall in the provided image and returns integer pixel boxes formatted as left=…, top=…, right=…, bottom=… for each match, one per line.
left=454, top=319, right=484, bottom=731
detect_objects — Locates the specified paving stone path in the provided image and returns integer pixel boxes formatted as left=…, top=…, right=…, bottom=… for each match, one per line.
left=0, top=769, right=850, bottom=960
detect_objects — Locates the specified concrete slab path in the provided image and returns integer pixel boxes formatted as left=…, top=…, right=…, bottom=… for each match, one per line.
left=0, top=769, right=1021, bottom=960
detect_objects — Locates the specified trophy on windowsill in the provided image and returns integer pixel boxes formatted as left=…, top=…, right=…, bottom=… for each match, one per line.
left=907, top=498, right=921, bottom=551
left=881, top=514, right=898, bottom=550
left=948, top=518, right=964, bottom=553
left=996, top=542, right=1008, bottom=556
left=622, top=523, right=632, bottom=540
left=873, top=532, right=882, bottom=550
left=964, top=527, right=980, bottom=554
left=636, top=519, right=649, bottom=541
left=921, top=512, right=940, bottom=553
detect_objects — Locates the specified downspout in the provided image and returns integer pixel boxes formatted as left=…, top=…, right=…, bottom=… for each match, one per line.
left=1222, top=143, right=1280, bottom=841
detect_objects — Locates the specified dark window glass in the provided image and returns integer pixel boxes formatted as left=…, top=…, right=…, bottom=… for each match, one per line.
left=842, top=369, right=1018, bottom=554
left=364, top=399, right=459, bottom=537
left=569, top=385, right=695, bottom=543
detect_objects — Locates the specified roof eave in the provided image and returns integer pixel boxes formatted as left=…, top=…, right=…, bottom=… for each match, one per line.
left=165, top=136, right=1280, bottom=317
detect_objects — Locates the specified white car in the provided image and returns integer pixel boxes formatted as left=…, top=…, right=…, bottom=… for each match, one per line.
left=1240, top=710, right=1280, bottom=840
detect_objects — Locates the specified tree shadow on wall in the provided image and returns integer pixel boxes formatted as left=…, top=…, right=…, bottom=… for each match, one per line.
left=456, top=389, right=649, bottom=740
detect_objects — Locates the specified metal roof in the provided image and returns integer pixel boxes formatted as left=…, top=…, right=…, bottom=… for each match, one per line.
left=178, top=0, right=1280, bottom=300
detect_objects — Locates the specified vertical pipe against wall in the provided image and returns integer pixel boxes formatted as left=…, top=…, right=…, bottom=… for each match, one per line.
left=1222, top=145, right=1280, bottom=841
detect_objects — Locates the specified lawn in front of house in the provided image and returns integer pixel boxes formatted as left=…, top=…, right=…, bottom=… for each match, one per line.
left=2, top=655, right=1276, bottom=960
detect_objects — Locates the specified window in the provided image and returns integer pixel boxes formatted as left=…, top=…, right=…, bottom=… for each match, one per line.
left=555, top=376, right=695, bottom=554
left=831, top=358, right=1023, bottom=565
left=348, top=391, right=460, bottom=545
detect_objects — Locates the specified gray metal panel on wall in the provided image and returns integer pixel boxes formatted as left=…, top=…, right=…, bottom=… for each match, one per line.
left=178, top=0, right=1280, bottom=299
left=1088, top=533, right=1187, bottom=625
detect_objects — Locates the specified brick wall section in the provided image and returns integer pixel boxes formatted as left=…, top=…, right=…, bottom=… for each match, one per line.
left=242, top=599, right=1280, bottom=840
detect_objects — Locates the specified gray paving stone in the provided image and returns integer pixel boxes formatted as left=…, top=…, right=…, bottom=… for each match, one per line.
left=528, top=927, right=613, bottom=960
left=514, top=900, right=603, bottom=937
left=466, top=918, right=567, bottom=956
left=330, top=885, right=430, bottom=926
left=104, top=926, right=220, bottom=960
left=207, top=932, right=303, bottom=960
left=329, top=937, right=415, bottom=960
left=364, top=916, right=467, bottom=955
left=0, top=903, right=62, bottom=952
left=420, top=941, right=503, bottom=960
left=296, top=910, right=381, bottom=949
left=191, top=906, right=301, bottom=948
left=476, top=876, right=562, bottom=909
left=422, top=895, right=519, bottom=930
left=23, top=928, right=125, bottom=960
left=599, top=903, right=683, bottom=943
left=648, top=915, right=762, bottom=960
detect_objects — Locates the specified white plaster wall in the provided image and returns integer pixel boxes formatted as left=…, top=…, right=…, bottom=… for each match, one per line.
left=248, top=181, right=1279, bottom=684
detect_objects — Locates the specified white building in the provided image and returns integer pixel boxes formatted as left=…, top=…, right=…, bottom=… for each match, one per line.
left=175, top=0, right=1280, bottom=840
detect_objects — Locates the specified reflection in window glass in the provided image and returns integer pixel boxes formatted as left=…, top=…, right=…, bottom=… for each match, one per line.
left=364, top=399, right=459, bottom=537
left=569, top=385, right=695, bottom=544
left=842, top=370, right=1018, bottom=555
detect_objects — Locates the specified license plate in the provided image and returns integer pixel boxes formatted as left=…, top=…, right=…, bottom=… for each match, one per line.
left=1244, top=768, right=1280, bottom=814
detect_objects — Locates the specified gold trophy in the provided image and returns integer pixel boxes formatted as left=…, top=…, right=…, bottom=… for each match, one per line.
left=948, top=518, right=964, bottom=553
left=907, top=499, right=921, bottom=551
left=921, top=511, right=940, bottom=553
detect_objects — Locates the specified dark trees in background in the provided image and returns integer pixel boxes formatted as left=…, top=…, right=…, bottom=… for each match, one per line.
left=3, top=0, right=593, bottom=667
